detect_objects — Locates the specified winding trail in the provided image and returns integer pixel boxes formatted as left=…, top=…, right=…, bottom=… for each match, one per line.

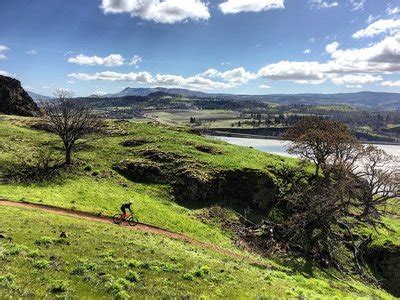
left=0, top=199, right=274, bottom=269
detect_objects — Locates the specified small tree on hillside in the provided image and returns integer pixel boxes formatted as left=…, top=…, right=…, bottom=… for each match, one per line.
left=43, top=90, right=104, bottom=165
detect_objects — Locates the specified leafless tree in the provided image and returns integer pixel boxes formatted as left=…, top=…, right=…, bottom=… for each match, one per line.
left=355, top=145, right=400, bottom=225
left=42, top=89, right=105, bottom=165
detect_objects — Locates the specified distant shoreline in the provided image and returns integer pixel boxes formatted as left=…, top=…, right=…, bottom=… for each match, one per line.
left=203, top=130, right=400, bottom=146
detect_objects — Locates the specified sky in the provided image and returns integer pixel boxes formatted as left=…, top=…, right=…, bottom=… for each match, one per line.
left=1, top=0, right=400, bottom=96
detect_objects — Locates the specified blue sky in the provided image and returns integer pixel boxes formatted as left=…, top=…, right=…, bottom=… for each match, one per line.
left=1, top=0, right=400, bottom=96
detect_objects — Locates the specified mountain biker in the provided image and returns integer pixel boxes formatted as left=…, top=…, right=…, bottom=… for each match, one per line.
left=120, top=201, right=134, bottom=219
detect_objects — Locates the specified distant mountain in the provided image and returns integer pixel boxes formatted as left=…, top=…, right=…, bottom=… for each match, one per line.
left=104, top=87, right=400, bottom=110
left=27, top=91, right=51, bottom=101
left=106, top=87, right=211, bottom=98
left=0, top=75, right=39, bottom=116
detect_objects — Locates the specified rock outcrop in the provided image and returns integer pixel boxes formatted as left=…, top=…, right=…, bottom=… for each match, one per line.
left=114, top=148, right=277, bottom=210
left=0, top=75, right=38, bottom=116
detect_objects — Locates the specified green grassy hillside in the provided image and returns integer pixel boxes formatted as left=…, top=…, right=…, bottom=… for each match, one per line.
left=0, top=115, right=397, bottom=298
left=1, top=206, right=392, bottom=299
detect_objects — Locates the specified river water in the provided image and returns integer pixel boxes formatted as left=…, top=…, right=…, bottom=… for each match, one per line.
left=213, top=136, right=400, bottom=159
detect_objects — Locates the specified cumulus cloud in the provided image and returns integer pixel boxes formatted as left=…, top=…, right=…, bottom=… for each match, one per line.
left=331, top=74, right=383, bottom=85
left=258, top=61, right=326, bottom=84
left=68, top=70, right=236, bottom=90
left=352, top=18, right=400, bottom=39
left=68, top=54, right=125, bottom=67
left=260, top=84, right=271, bottom=89
left=100, top=0, right=210, bottom=24
left=202, top=67, right=256, bottom=84
left=310, top=0, right=338, bottom=9
left=381, top=80, right=400, bottom=87
left=219, top=0, right=284, bottom=14
left=257, top=34, right=400, bottom=85
left=325, top=41, right=339, bottom=54
left=303, top=49, right=311, bottom=54
left=0, top=54, right=6, bottom=61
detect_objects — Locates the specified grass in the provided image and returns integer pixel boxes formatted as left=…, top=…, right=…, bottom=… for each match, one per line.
left=0, top=205, right=393, bottom=299
left=0, top=115, right=398, bottom=298
left=0, top=116, right=295, bottom=250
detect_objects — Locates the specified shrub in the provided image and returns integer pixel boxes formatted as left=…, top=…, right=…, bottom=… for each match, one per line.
left=0, top=273, right=15, bottom=288
left=116, top=290, right=130, bottom=300
left=193, top=265, right=210, bottom=278
left=48, top=280, right=68, bottom=294
left=182, top=273, right=194, bottom=281
left=125, top=271, right=139, bottom=283
left=34, top=236, right=55, bottom=247
left=32, top=259, right=49, bottom=269
left=126, top=259, right=139, bottom=268
left=27, top=249, right=45, bottom=258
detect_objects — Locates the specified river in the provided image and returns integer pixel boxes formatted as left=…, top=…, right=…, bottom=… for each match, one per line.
left=213, top=136, right=400, bottom=159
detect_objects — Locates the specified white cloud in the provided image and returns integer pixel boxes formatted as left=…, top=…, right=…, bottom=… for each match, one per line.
left=100, top=0, right=210, bottom=24
left=129, top=55, right=142, bottom=66
left=367, top=14, right=380, bottom=24
left=382, top=80, right=400, bottom=87
left=325, top=41, right=339, bottom=54
left=346, top=84, right=362, bottom=88
left=68, top=54, right=125, bottom=67
left=27, top=49, right=37, bottom=55
left=219, top=0, right=284, bottom=14
left=350, top=0, right=365, bottom=11
left=386, top=6, right=400, bottom=16
left=259, top=84, right=271, bottom=89
left=257, top=34, right=400, bottom=85
left=331, top=74, right=383, bottom=85
left=0, top=45, right=8, bottom=60
left=68, top=70, right=237, bottom=90
left=310, top=0, right=338, bottom=9
left=202, top=67, right=256, bottom=84
left=303, top=49, right=311, bottom=54
left=257, top=61, right=326, bottom=84
left=0, top=70, right=11, bottom=76
left=353, top=18, right=400, bottom=39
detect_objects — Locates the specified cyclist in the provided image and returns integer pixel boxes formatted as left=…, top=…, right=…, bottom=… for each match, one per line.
left=120, top=200, right=134, bottom=220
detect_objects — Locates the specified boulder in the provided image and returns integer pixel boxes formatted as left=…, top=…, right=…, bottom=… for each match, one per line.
left=0, top=75, right=39, bottom=116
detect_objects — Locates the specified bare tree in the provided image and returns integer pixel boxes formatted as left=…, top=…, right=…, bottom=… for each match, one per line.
left=356, top=145, right=400, bottom=225
left=42, top=89, right=104, bottom=165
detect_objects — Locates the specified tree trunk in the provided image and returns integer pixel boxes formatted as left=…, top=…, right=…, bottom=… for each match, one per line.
left=65, top=147, right=72, bottom=165
left=64, top=142, right=73, bottom=165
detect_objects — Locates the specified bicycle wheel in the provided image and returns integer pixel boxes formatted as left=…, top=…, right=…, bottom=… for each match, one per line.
left=127, top=216, right=138, bottom=226
left=113, top=213, right=123, bottom=224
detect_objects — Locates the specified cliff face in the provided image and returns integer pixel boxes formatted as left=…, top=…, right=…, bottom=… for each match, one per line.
left=0, top=75, right=39, bottom=116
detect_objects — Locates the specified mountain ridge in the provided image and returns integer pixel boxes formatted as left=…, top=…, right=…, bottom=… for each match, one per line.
left=103, top=87, right=400, bottom=109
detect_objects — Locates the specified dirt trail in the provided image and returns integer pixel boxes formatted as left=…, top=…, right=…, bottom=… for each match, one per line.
left=0, top=199, right=274, bottom=269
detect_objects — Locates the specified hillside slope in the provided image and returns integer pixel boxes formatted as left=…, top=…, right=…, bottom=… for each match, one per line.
left=0, top=116, right=397, bottom=298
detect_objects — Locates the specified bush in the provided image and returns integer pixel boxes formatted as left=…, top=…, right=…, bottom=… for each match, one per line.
left=27, top=249, right=45, bottom=258
left=32, top=259, right=49, bottom=269
left=125, top=270, right=139, bottom=283
left=48, top=280, right=68, bottom=294
left=193, top=265, right=210, bottom=278
left=126, top=259, right=139, bottom=268
left=0, top=273, right=15, bottom=288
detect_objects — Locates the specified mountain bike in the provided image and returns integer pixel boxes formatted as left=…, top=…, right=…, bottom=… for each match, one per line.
left=113, top=212, right=138, bottom=226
